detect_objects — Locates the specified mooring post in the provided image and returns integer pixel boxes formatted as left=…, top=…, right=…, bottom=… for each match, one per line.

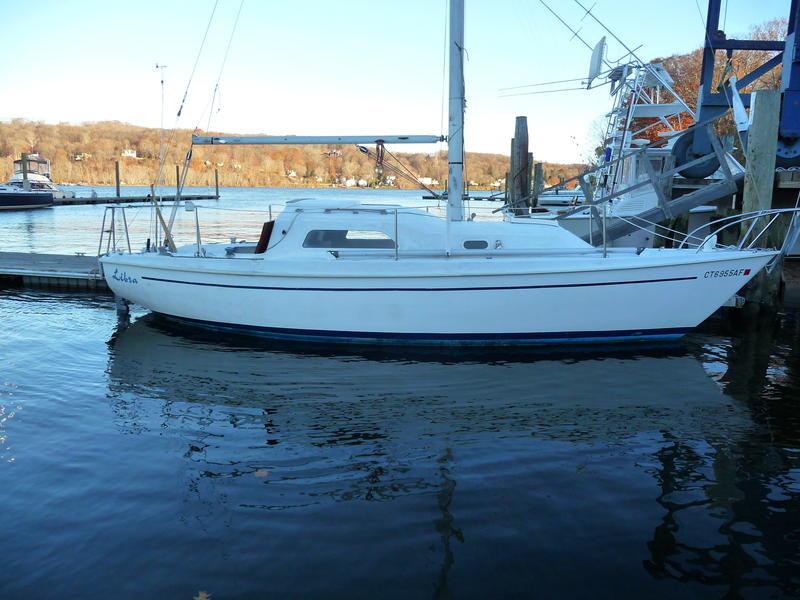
left=526, top=152, right=534, bottom=209
left=508, top=137, right=518, bottom=208
left=214, top=169, right=220, bottom=198
left=741, top=89, right=783, bottom=310
left=115, top=161, right=121, bottom=197
left=21, top=152, right=30, bottom=191
left=532, top=162, right=544, bottom=208
left=175, top=164, right=180, bottom=188
left=114, top=294, right=130, bottom=321
left=508, top=116, right=530, bottom=215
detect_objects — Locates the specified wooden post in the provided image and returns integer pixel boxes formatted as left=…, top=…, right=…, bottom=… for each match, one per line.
left=21, top=152, right=30, bottom=191
left=115, top=161, right=121, bottom=197
left=509, top=116, right=530, bottom=215
left=508, top=138, right=518, bottom=208
left=214, top=169, right=219, bottom=198
left=525, top=152, right=534, bottom=208
left=741, top=89, right=782, bottom=310
left=175, top=164, right=180, bottom=188
left=532, top=162, right=544, bottom=208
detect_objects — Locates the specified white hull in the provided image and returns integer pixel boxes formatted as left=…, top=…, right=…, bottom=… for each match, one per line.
left=102, top=248, right=774, bottom=344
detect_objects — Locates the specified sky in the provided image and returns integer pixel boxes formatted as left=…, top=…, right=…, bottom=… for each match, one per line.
left=1, top=0, right=792, bottom=163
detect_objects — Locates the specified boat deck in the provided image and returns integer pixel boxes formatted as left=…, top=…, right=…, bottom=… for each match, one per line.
left=0, top=252, right=109, bottom=292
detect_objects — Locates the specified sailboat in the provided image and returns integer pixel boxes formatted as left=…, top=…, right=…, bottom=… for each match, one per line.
left=100, top=0, right=778, bottom=345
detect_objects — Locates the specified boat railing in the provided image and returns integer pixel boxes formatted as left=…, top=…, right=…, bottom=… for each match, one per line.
left=328, top=246, right=643, bottom=260
left=98, top=206, right=132, bottom=256
left=491, top=119, right=736, bottom=248
left=681, top=207, right=800, bottom=262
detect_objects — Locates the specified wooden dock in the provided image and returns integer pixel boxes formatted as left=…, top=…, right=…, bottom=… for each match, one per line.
left=54, top=194, right=218, bottom=207
left=0, top=252, right=109, bottom=292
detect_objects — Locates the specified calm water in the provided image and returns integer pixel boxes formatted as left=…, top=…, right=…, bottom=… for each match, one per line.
left=0, top=185, right=491, bottom=255
left=1, top=189, right=799, bottom=599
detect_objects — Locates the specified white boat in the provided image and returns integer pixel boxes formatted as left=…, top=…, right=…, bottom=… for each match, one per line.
left=6, top=153, right=75, bottom=199
left=536, top=61, right=739, bottom=247
left=100, top=0, right=779, bottom=345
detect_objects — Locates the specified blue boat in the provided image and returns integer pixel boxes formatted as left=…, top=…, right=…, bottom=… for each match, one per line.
left=0, top=184, right=54, bottom=210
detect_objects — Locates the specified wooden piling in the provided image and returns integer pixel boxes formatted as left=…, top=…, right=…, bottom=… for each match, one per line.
left=532, top=162, right=544, bottom=208
left=741, top=89, right=783, bottom=310
left=21, top=152, right=30, bottom=190
left=214, top=169, right=220, bottom=198
left=115, top=161, right=121, bottom=197
left=176, top=164, right=181, bottom=187
left=509, top=116, right=530, bottom=215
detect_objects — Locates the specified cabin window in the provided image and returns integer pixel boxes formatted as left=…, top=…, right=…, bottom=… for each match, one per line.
left=463, top=240, right=488, bottom=250
left=302, top=229, right=395, bottom=249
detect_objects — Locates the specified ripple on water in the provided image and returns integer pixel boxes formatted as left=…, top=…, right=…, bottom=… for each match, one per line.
left=1, top=279, right=800, bottom=598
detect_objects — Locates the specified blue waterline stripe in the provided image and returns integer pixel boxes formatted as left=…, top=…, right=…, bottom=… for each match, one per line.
left=142, top=274, right=697, bottom=292
left=166, top=313, right=690, bottom=344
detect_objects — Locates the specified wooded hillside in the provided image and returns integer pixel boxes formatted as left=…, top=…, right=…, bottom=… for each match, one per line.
left=0, top=120, right=583, bottom=190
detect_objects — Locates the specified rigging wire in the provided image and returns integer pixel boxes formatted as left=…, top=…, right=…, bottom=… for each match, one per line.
left=177, top=0, right=219, bottom=120
left=498, top=76, right=592, bottom=91
left=693, top=0, right=707, bottom=28
left=152, top=0, right=222, bottom=190
left=146, top=0, right=221, bottom=249
left=500, top=81, right=609, bottom=97
left=357, top=145, right=442, bottom=198
left=723, top=0, right=729, bottom=31
left=203, top=0, right=246, bottom=133
left=538, top=0, right=594, bottom=53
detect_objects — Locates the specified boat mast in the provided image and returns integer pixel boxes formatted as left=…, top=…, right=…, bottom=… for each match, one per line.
left=447, top=0, right=465, bottom=221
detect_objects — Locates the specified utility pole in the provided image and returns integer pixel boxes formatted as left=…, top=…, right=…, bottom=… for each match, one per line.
left=155, top=63, right=167, bottom=186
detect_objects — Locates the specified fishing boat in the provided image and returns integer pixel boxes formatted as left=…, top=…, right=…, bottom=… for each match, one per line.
left=535, top=60, right=738, bottom=247
left=100, top=0, right=779, bottom=345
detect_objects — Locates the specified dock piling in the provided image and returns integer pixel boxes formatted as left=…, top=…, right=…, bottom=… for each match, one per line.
left=114, top=294, right=130, bottom=320
left=508, top=116, right=530, bottom=215
left=532, top=162, right=544, bottom=208
left=741, top=89, right=784, bottom=309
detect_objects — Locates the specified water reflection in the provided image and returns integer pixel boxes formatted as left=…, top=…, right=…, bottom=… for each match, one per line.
left=104, top=314, right=800, bottom=597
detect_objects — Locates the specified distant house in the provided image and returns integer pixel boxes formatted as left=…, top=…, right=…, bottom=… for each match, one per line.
left=344, top=177, right=357, bottom=187
left=121, top=148, right=137, bottom=158
left=491, top=178, right=506, bottom=188
left=418, top=177, right=439, bottom=186
left=357, top=178, right=368, bottom=187
left=286, top=170, right=297, bottom=178
left=74, top=152, right=91, bottom=161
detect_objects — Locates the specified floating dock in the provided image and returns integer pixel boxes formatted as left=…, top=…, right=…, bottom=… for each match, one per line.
left=0, top=252, right=109, bottom=292
left=54, top=194, right=218, bottom=207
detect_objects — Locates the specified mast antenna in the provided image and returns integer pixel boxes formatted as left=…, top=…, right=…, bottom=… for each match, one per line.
left=571, top=0, right=694, bottom=117
left=155, top=63, right=167, bottom=185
